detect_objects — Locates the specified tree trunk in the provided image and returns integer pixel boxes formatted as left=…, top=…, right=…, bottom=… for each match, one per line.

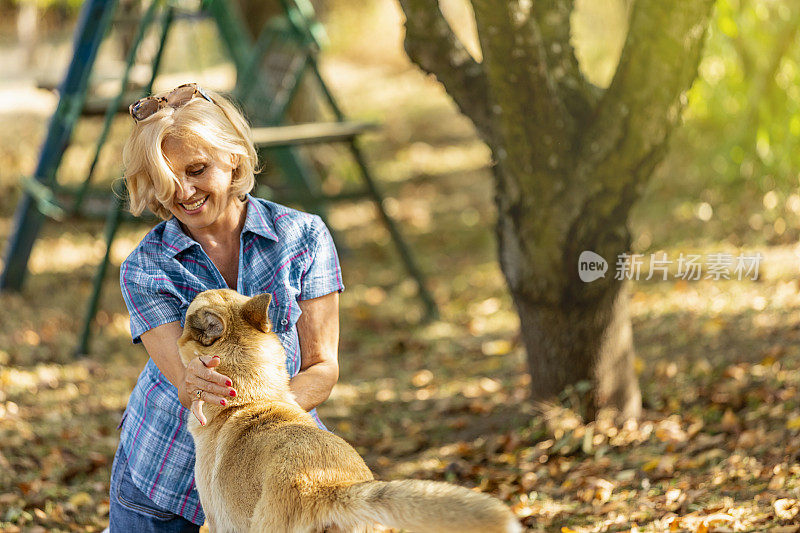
left=493, top=156, right=642, bottom=418
left=510, top=272, right=641, bottom=418
left=397, top=0, right=716, bottom=418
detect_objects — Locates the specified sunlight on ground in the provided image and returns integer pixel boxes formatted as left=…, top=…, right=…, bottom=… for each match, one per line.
left=382, top=140, right=491, bottom=183
left=630, top=244, right=800, bottom=318
left=0, top=82, right=55, bottom=115
left=28, top=235, right=105, bottom=275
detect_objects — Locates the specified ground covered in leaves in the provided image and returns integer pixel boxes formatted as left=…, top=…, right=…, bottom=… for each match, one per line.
left=3, top=13, right=800, bottom=533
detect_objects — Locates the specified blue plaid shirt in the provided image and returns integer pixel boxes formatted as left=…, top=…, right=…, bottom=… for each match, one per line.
left=117, top=195, right=344, bottom=524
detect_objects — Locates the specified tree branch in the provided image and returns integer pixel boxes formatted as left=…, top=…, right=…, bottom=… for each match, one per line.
left=742, top=5, right=800, bottom=139
left=533, top=0, right=600, bottom=123
left=552, top=0, right=716, bottom=281
left=578, top=0, right=717, bottom=194
left=471, top=0, right=573, bottom=167
left=730, top=0, right=755, bottom=77
left=396, top=0, right=494, bottom=141
left=731, top=34, right=754, bottom=79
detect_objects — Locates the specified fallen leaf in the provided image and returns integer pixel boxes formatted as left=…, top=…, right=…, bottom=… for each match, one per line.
left=775, top=499, right=800, bottom=520
left=720, top=408, right=740, bottom=432
left=68, top=491, right=92, bottom=508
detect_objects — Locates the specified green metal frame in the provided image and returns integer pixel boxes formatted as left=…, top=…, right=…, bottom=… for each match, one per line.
left=0, top=0, right=118, bottom=291
left=1, top=0, right=438, bottom=357
left=71, top=0, right=164, bottom=214
left=76, top=5, right=176, bottom=355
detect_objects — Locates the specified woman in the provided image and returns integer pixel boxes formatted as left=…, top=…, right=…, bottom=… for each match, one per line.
left=108, top=83, right=343, bottom=532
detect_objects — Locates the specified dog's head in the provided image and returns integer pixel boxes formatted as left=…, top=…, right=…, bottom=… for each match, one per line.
left=178, top=289, right=277, bottom=367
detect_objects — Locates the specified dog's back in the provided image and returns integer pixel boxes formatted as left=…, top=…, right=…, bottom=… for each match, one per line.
left=195, top=400, right=375, bottom=532
left=178, top=289, right=522, bottom=533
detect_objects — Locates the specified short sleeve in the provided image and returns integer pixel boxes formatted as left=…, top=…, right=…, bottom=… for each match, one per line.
left=120, top=257, right=184, bottom=344
left=299, top=216, right=344, bottom=300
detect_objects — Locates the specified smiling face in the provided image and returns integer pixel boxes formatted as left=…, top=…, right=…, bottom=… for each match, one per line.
left=161, top=135, right=242, bottom=235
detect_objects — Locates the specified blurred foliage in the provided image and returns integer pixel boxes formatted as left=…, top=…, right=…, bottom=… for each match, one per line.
left=637, top=0, right=800, bottom=249
left=1, top=0, right=82, bottom=12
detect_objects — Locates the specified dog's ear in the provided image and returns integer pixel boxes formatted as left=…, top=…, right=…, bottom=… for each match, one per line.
left=187, top=309, right=226, bottom=346
left=241, top=293, right=272, bottom=333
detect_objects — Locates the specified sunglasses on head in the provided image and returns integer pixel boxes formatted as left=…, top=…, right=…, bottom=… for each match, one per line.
left=128, top=83, right=214, bottom=122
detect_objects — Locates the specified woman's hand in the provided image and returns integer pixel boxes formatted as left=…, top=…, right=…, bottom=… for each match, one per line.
left=141, top=322, right=237, bottom=426
left=177, top=354, right=237, bottom=426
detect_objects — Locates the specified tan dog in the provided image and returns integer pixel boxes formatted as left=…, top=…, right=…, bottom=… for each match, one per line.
left=178, top=289, right=523, bottom=533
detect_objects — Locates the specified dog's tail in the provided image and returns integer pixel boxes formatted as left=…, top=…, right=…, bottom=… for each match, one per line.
left=329, top=479, right=523, bottom=533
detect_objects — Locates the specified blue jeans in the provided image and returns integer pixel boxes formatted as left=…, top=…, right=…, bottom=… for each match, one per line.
left=108, top=444, right=200, bottom=533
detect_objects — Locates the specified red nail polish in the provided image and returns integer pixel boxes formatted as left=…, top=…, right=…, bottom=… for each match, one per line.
left=229, top=390, right=236, bottom=397
left=225, top=380, right=232, bottom=387
left=220, top=399, right=226, bottom=406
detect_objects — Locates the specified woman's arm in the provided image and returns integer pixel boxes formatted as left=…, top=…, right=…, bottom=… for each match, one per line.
left=141, top=322, right=236, bottom=425
left=290, top=291, right=340, bottom=411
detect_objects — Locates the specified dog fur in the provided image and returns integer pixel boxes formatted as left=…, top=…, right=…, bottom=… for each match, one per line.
left=178, top=289, right=523, bottom=533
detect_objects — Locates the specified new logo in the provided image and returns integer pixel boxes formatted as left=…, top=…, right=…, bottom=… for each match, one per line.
left=578, top=251, right=608, bottom=282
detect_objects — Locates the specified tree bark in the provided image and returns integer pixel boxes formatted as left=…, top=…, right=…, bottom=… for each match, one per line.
left=513, top=279, right=640, bottom=418
left=397, top=0, right=716, bottom=418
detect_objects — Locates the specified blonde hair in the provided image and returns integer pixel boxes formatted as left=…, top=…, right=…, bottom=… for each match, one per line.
left=122, top=87, right=258, bottom=220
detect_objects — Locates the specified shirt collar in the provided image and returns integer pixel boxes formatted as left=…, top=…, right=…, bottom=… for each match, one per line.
left=162, top=195, right=279, bottom=257
left=242, top=194, right=279, bottom=242
left=162, top=217, right=197, bottom=257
